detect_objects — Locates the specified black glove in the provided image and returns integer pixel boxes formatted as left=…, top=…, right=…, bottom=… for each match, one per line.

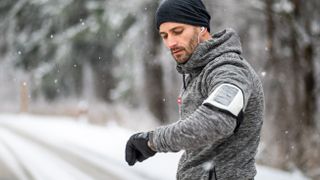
left=125, top=132, right=156, bottom=166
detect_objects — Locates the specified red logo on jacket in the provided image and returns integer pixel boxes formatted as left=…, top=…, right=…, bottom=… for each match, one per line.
left=177, top=96, right=182, bottom=105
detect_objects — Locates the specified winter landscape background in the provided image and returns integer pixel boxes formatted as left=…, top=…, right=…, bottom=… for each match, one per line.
left=0, top=0, right=319, bottom=179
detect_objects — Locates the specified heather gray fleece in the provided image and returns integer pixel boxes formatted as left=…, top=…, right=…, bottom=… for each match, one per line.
left=150, top=29, right=264, bottom=180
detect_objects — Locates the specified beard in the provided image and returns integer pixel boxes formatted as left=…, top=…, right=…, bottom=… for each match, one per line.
left=171, top=31, right=199, bottom=64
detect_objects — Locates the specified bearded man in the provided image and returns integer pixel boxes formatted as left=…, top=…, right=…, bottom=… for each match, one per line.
left=125, top=0, right=264, bottom=179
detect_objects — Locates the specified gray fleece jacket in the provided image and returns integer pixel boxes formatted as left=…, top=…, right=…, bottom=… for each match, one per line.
left=150, top=29, right=264, bottom=180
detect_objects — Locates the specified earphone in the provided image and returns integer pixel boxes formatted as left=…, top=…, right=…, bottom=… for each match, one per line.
left=198, top=27, right=205, bottom=43
left=200, top=27, right=205, bottom=33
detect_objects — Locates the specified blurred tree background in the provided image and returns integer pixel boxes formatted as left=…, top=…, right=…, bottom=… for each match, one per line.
left=0, top=0, right=319, bottom=179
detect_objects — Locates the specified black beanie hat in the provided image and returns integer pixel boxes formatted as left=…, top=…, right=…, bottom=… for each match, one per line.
left=156, top=0, right=211, bottom=32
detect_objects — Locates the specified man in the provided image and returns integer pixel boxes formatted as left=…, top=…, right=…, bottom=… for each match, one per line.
left=125, top=0, right=264, bottom=179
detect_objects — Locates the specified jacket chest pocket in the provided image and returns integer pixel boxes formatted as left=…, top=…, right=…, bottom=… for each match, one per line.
left=181, top=88, right=204, bottom=110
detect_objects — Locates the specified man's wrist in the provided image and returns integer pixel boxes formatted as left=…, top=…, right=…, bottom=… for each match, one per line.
left=147, top=131, right=157, bottom=152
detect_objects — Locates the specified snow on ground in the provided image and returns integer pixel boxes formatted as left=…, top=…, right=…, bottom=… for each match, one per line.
left=0, top=127, right=93, bottom=180
left=0, top=113, right=310, bottom=180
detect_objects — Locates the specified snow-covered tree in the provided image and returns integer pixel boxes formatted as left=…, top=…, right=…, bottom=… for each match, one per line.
left=262, top=0, right=320, bottom=179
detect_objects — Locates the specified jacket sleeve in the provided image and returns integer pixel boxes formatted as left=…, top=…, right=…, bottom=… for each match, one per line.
left=150, top=63, right=253, bottom=152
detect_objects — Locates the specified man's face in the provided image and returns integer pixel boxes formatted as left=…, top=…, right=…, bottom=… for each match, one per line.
left=159, top=22, right=199, bottom=64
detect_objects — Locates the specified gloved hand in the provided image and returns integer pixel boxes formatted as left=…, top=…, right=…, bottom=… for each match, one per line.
left=125, top=132, right=156, bottom=166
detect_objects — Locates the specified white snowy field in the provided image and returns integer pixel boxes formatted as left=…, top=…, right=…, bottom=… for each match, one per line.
left=0, top=113, right=309, bottom=180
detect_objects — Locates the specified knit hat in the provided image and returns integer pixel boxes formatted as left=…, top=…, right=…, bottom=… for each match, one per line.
left=156, top=0, right=211, bottom=32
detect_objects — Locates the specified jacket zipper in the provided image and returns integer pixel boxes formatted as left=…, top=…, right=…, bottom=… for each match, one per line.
left=208, top=166, right=217, bottom=180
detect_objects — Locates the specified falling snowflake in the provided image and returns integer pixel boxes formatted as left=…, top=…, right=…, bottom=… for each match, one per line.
left=79, top=18, right=85, bottom=26
left=202, top=161, right=214, bottom=171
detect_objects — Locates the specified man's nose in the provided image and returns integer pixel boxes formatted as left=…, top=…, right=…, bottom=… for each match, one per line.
left=166, top=37, right=178, bottom=49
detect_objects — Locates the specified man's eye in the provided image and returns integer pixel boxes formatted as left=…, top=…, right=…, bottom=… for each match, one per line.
left=173, top=30, right=183, bottom=35
left=161, top=35, right=168, bottom=39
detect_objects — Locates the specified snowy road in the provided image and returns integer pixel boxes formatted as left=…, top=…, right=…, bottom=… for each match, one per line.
left=0, top=115, right=160, bottom=180
left=0, top=125, right=125, bottom=180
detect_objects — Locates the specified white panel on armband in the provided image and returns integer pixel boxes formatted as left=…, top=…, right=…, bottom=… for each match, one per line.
left=202, top=83, right=244, bottom=116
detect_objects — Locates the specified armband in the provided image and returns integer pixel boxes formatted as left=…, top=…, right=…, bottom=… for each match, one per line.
left=203, top=83, right=244, bottom=117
